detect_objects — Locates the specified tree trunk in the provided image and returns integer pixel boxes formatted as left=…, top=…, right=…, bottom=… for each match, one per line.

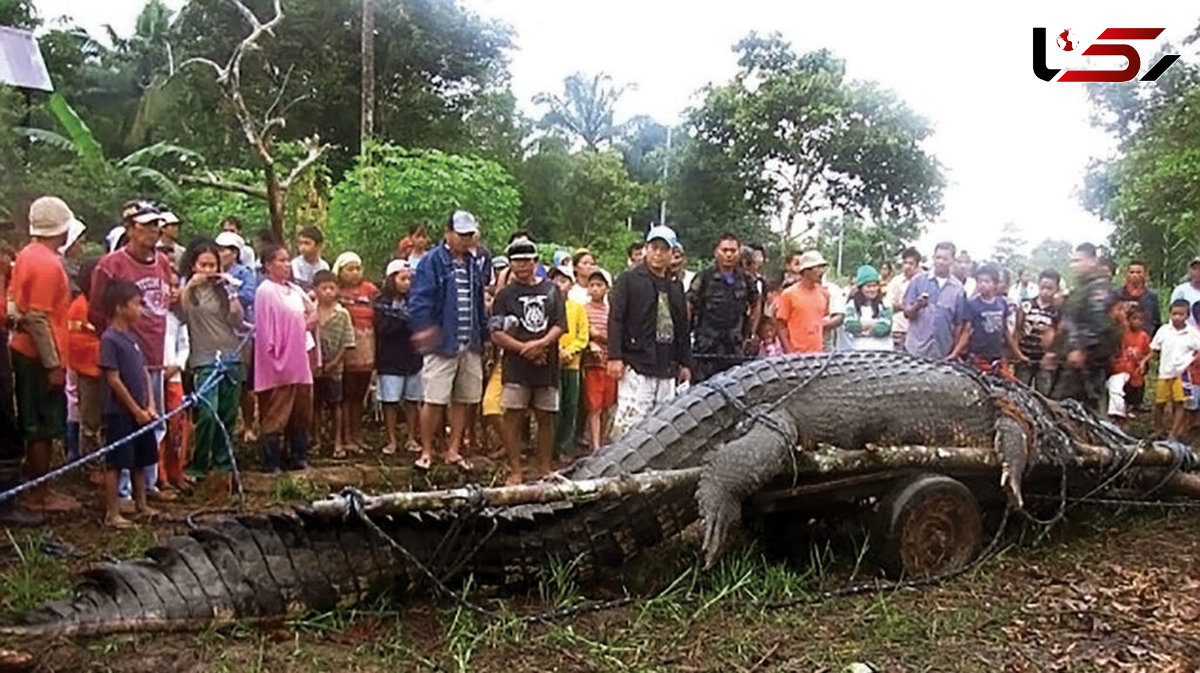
left=265, top=162, right=285, bottom=239
left=307, top=467, right=703, bottom=518
left=360, top=0, right=375, bottom=150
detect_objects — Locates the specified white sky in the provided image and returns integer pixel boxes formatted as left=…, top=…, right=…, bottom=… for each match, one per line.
left=33, top=0, right=1200, bottom=260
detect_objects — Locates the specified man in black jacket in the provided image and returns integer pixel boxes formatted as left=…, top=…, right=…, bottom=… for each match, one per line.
left=689, top=232, right=760, bottom=381
left=608, top=226, right=694, bottom=438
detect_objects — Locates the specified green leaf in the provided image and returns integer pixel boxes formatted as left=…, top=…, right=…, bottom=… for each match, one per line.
left=46, top=92, right=106, bottom=173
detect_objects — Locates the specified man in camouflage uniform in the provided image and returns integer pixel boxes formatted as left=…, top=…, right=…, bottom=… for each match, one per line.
left=1050, top=242, right=1118, bottom=414
left=688, top=232, right=761, bottom=382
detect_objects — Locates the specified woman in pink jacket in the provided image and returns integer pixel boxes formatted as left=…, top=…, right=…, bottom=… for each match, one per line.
left=254, top=243, right=317, bottom=472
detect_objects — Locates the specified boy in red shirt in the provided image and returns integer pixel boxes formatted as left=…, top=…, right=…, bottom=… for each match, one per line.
left=1110, top=306, right=1151, bottom=422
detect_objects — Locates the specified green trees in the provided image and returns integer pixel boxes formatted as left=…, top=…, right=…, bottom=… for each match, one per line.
left=534, top=72, right=629, bottom=150
left=326, top=145, right=520, bottom=275
left=1083, top=55, right=1200, bottom=289
left=674, top=33, right=944, bottom=242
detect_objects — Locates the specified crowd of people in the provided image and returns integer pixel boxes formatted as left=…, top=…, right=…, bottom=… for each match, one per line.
left=1, top=192, right=1198, bottom=528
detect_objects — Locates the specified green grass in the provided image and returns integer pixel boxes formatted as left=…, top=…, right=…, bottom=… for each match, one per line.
left=0, top=531, right=73, bottom=616
left=268, top=474, right=329, bottom=504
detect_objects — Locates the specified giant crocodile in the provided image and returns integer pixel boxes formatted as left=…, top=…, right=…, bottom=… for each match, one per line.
left=1, top=351, right=1179, bottom=637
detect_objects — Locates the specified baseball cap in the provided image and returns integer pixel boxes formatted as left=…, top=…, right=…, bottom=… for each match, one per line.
left=589, top=269, right=612, bottom=286
left=28, top=196, right=82, bottom=238
left=645, top=225, right=679, bottom=249
left=449, top=210, right=479, bottom=235
left=123, top=201, right=161, bottom=225
left=505, top=236, right=538, bottom=260
left=1190, top=256, right=1200, bottom=268
left=492, top=255, right=509, bottom=270
left=158, top=211, right=180, bottom=226
left=215, top=231, right=245, bottom=250
left=549, top=264, right=573, bottom=280
left=385, top=258, right=410, bottom=277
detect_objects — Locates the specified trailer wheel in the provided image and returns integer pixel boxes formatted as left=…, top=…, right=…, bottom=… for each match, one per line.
left=875, top=473, right=982, bottom=579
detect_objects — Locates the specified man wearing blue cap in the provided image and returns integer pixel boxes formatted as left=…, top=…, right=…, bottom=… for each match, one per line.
left=607, top=225, right=693, bottom=438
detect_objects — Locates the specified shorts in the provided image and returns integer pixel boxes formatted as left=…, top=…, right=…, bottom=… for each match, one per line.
left=342, top=369, right=372, bottom=406
left=584, top=367, right=617, bottom=412
left=104, top=413, right=158, bottom=471
left=377, top=373, right=423, bottom=403
left=422, top=350, right=483, bottom=405
left=501, top=383, right=559, bottom=412
left=482, top=364, right=503, bottom=417
left=313, top=376, right=343, bottom=406
left=1156, top=377, right=1186, bottom=404
left=12, top=351, right=65, bottom=442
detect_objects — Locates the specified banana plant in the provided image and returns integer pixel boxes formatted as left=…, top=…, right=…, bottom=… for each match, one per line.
left=15, top=92, right=202, bottom=198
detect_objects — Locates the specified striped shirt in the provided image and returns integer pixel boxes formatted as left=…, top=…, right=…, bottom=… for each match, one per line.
left=453, top=258, right=473, bottom=344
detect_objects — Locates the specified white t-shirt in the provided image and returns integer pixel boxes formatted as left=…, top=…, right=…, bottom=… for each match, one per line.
left=1170, top=282, right=1200, bottom=328
left=1150, top=323, right=1200, bottom=379
left=291, top=255, right=329, bottom=287
left=887, top=273, right=914, bottom=334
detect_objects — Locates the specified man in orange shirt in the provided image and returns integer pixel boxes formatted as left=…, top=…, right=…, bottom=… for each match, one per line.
left=776, top=251, right=832, bottom=354
left=8, top=196, right=80, bottom=516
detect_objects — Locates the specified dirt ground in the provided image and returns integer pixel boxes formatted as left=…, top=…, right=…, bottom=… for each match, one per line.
left=5, top=426, right=1200, bottom=672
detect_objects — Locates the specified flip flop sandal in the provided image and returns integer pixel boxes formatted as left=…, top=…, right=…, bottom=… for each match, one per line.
left=445, top=456, right=473, bottom=471
left=413, top=455, right=432, bottom=471
left=105, top=517, right=136, bottom=530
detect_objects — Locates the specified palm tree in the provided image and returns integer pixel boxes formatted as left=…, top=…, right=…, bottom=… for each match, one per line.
left=533, top=72, right=630, bottom=150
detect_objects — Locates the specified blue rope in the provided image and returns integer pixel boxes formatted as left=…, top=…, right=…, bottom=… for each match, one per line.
left=0, top=330, right=254, bottom=505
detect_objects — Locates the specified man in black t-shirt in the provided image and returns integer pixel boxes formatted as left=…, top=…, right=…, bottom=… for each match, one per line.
left=489, top=237, right=566, bottom=485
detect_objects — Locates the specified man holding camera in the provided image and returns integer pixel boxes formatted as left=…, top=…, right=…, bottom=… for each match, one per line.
left=903, top=241, right=967, bottom=360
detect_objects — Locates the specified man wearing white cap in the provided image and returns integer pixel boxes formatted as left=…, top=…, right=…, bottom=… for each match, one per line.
left=7, top=196, right=83, bottom=516
left=776, top=250, right=831, bottom=354
left=608, top=225, right=693, bottom=438
left=410, top=210, right=488, bottom=470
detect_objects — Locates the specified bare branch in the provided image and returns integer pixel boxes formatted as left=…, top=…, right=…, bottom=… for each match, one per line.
left=263, top=63, right=295, bottom=124
left=179, top=172, right=269, bottom=199
left=176, top=57, right=226, bottom=82
left=279, top=136, right=331, bottom=190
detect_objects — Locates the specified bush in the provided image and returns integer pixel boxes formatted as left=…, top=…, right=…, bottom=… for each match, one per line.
left=326, top=144, right=521, bottom=277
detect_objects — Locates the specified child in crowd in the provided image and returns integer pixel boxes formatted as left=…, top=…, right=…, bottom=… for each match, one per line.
left=582, top=269, right=614, bottom=451
left=99, top=281, right=158, bottom=529
left=1015, top=269, right=1061, bottom=394
left=374, top=259, right=423, bottom=454
left=158, top=298, right=190, bottom=492
left=950, top=264, right=1029, bottom=376
left=334, top=252, right=378, bottom=453
left=66, top=257, right=102, bottom=482
left=757, top=317, right=786, bottom=357
left=1108, top=304, right=1151, bottom=424
left=290, top=226, right=328, bottom=289
left=550, top=265, right=589, bottom=457
left=313, top=270, right=355, bottom=457
left=1144, top=299, right=1200, bottom=441
left=180, top=241, right=243, bottom=479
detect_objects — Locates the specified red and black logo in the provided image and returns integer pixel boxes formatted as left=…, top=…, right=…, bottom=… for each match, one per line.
left=1033, top=27, right=1180, bottom=82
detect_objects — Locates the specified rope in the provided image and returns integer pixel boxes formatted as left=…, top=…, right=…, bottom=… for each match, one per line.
left=0, top=331, right=253, bottom=505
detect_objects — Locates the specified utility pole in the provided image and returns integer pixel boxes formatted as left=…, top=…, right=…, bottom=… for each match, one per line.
left=360, top=0, right=375, bottom=150
left=659, top=125, right=671, bottom=226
